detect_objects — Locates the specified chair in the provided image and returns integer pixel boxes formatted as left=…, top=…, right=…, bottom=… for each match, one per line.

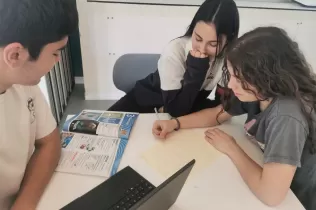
left=113, top=54, right=160, bottom=93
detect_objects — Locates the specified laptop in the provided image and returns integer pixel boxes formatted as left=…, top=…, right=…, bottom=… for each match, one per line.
left=61, top=160, right=195, bottom=210
left=293, top=0, right=316, bottom=7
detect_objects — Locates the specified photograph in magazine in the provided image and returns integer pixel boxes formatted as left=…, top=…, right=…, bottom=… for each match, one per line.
left=63, top=110, right=139, bottom=138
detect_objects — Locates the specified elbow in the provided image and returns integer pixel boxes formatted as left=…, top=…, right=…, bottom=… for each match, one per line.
left=262, top=199, right=283, bottom=207
left=259, top=193, right=286, bottom=207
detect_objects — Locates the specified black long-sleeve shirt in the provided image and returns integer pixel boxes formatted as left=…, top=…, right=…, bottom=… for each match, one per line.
left=133, top=37, right=224, bottom=117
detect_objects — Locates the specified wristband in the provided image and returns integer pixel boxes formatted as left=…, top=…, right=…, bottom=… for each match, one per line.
left=171, top=117, right=180, bottom=131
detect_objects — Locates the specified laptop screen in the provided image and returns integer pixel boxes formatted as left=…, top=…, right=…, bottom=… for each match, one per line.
left=131, top=160, right=195, bottom=210
left=293, top=0, right=316, bottom=6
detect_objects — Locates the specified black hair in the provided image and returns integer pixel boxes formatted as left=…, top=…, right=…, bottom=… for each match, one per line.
left=0, top=0, right=79, bottom=60
left=222, top=26, right=316, bottom=154
left=184, top=0, right=239, bottom=57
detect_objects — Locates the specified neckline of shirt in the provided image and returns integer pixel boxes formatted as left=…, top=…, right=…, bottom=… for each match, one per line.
left=0, top=92, right=5, bottom=103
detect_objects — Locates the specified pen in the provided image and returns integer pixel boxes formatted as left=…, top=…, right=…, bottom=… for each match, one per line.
left=154, top=107, right=160, bottom=120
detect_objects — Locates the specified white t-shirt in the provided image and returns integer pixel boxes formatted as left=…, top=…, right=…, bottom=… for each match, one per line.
left=158, top=36, right=223, bottom=99
left=0, top=85, right=56, bottom=210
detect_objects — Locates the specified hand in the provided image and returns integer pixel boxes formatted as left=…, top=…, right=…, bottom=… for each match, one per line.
left=204, top=128, right=238, bottom=155
left=152, top=120, right=177, bottom=139
left=190, top=50, right=208, bottom=58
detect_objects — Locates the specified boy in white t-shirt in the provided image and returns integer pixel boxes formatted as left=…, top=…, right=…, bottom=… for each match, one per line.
left=0, top=1, right=78, bottom=209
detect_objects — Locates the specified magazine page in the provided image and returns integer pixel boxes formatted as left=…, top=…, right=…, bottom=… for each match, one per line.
left=56, top=132, right=128, bottom=177
left=117, top=113, right=138, bottom=139
left=62, top=110, right=138, bottom=138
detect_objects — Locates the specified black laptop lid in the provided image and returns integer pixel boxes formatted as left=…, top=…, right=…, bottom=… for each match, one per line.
left=131, top=159, right=195, bottom=210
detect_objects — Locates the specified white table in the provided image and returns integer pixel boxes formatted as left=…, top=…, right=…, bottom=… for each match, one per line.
left=37, top=114, right=305, bottom=210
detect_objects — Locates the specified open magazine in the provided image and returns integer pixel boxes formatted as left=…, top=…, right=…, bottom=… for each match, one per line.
left=56, top=110, right=139, bottom=178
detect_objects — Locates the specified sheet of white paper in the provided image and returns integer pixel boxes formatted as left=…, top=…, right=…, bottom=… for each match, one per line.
left=141, top=129, right=223, bottom=181
left=142, top=118, right=264, bottom=182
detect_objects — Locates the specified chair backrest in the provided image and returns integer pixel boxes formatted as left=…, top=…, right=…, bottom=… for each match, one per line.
left=113, top=54, right=160, bottom=93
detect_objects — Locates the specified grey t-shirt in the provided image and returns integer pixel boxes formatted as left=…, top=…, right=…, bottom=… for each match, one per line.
left=225, top=96, right=316, bottom=210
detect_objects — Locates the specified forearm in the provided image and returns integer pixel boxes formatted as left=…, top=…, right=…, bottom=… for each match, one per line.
left=228, top=145, right=281, bottom=206
left=178, top=105, right=228, bottom=129
left=163, top=87, right=204, bottom=117
left=15, top=129, right=61, bottom=207
left=163, top=56, right=209, bottom=117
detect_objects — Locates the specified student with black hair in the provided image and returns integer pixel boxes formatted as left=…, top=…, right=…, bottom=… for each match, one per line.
left=109, top=0, right=240, bottom=117
left=153, top=27, right=316, bottom=210
left=0, top=0, right=78, bottom=209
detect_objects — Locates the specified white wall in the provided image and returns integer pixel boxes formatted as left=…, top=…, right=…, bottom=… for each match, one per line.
left=77, top=1, right=316, bottom=100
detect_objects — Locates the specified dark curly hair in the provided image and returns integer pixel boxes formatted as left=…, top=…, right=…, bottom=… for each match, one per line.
left=222, top=26, right=316, bottom=154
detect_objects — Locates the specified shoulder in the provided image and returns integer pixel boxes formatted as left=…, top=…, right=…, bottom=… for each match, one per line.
left=270, top=97, right=307, bottom=120
left=267, top=97, right=309, bottom=131
left=160, top=36, right=189, bottom=61
left=158, top=37, right=190, bottom=88
left=262, top=98, right=313, bottom=167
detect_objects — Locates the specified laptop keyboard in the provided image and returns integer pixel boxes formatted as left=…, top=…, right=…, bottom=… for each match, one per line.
left=108, top=179, right=155, bottom=210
